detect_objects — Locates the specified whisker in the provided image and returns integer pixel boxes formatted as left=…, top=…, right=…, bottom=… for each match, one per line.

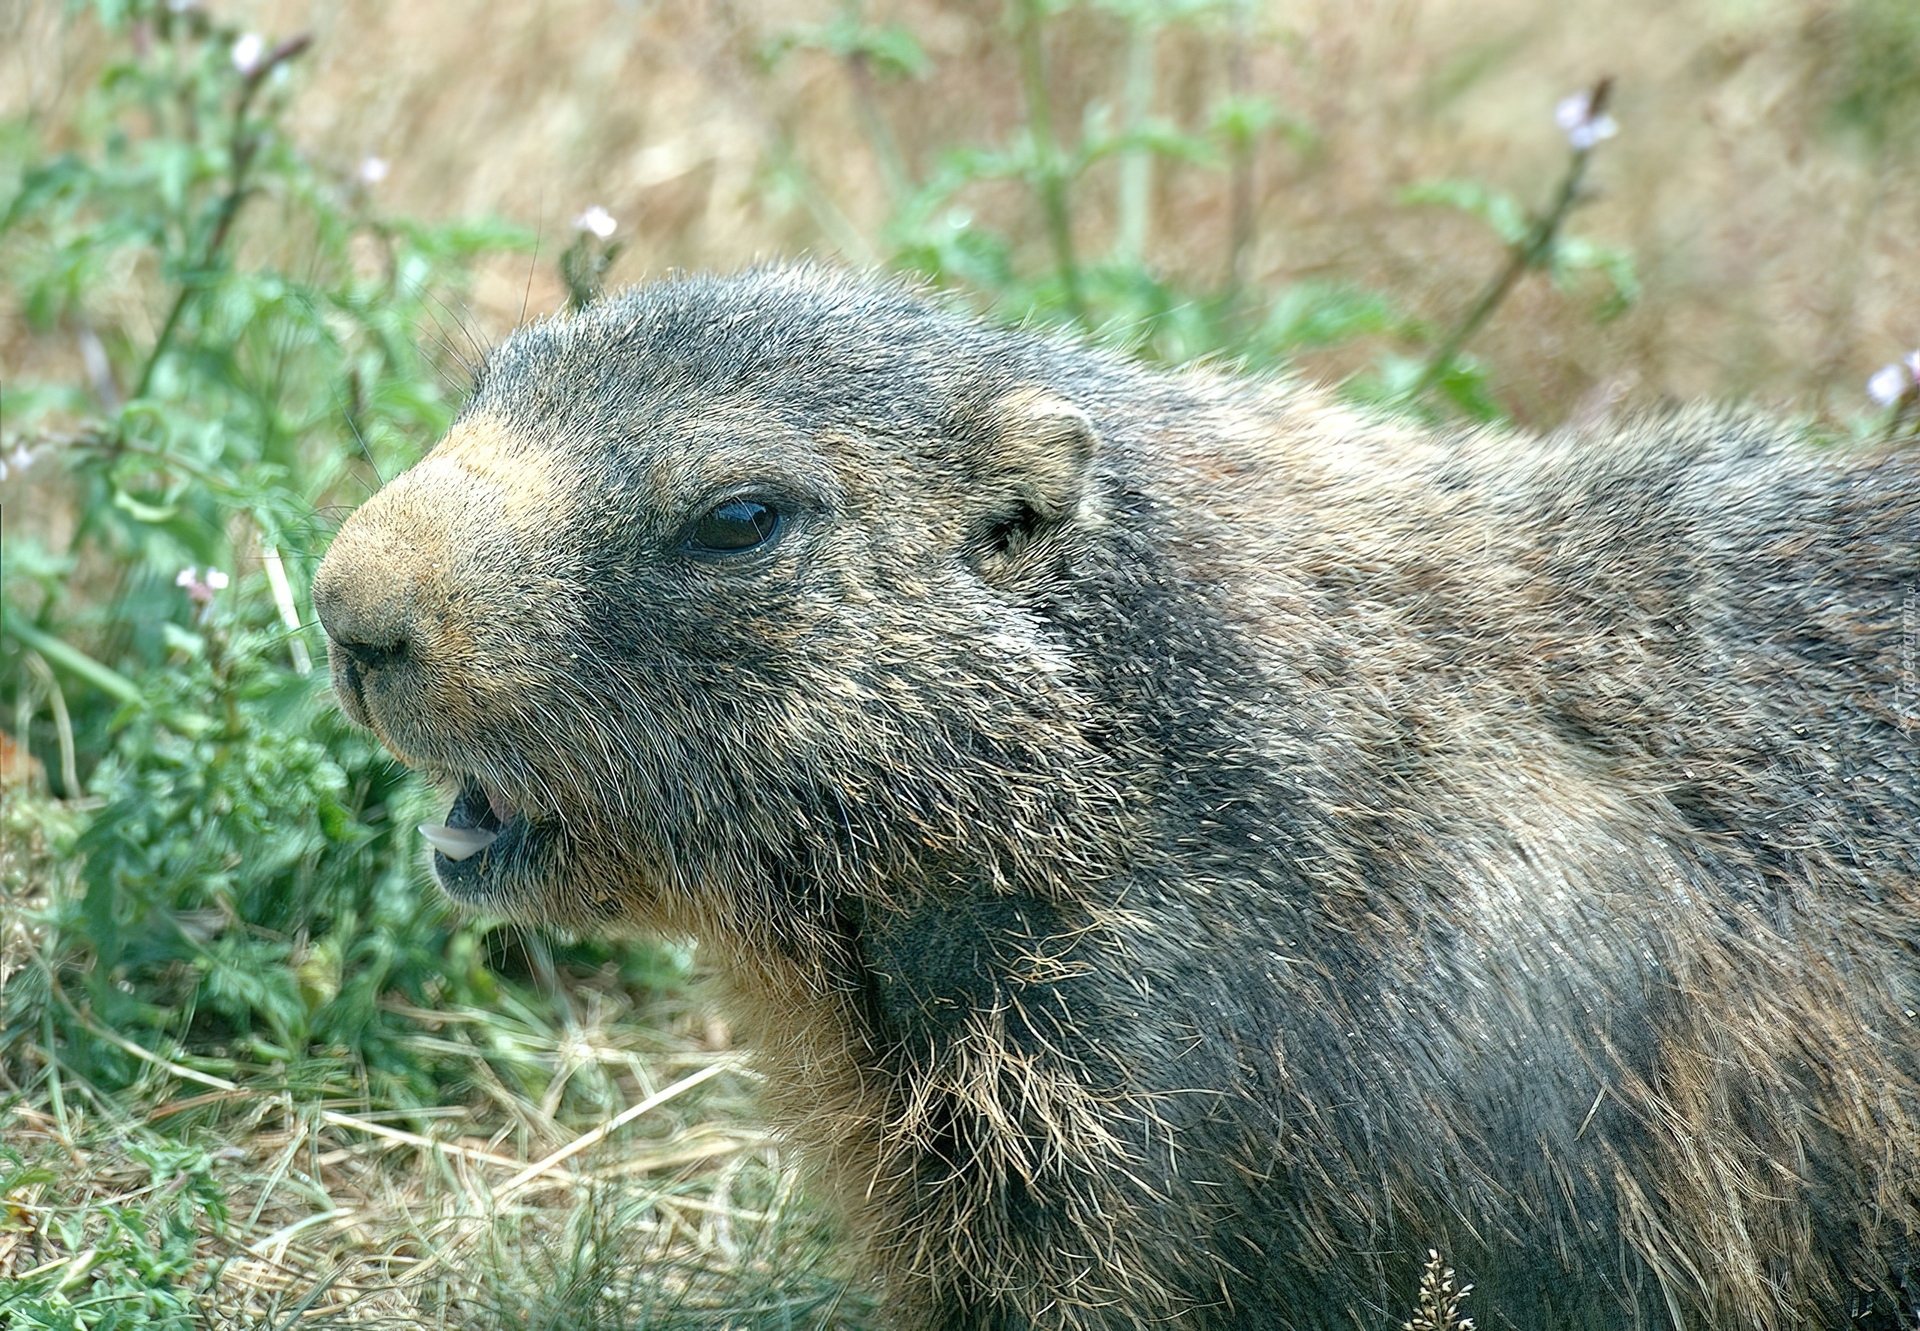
left=340, top=392, right=386, bottom=491
left=522, top=195, right=546, bottom=329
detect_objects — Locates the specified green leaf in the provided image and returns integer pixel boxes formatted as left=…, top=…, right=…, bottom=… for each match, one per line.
left=1080, top=115, right=1222, bottom=170
left=762, top=16, right=931, bottom=79
left=111, top=488, right=179, bottom=523
left=0, top=609, right=143, bottom=705
left=1260, top=282, right=1404, bottom=353
left=1401, top=177, right=1530, bottom=247
left=1548, top=233, right=1640, bottom=320
left=1207, top=94, right=1284, bottom=145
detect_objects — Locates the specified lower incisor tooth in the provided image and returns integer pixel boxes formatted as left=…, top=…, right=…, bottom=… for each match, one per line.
left=419, top=822, right=499, bottom=861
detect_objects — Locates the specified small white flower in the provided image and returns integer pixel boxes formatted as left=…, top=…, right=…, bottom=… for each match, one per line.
left=0, top=444, right=30, bottom=482
left=574, top=206, right=617, bottom=240
left=1566, top=116, right=1617, bottom=151
left=1869, top=361, right=1913, bottom=407
left=176, top=566, right=199, bottom=589
left=205, top=568, right=230, bottom=590
left=1555, top=92, right=1617, bottom=151
left=230, top=32, right=265, bottom=76
left=357, top=155, right=389, bottom=185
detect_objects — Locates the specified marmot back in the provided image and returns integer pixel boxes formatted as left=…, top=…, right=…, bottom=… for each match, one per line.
left=312, top=266, right=1920, bottom=1329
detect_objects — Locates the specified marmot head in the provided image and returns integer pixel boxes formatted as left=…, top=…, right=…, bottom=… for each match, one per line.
left=311, top=268, right=1127, bottom=941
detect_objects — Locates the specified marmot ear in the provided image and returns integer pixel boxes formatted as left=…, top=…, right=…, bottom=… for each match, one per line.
left=988, top=387, right=1097, bottom=519
left=964, top=387, right=1099, bottom=578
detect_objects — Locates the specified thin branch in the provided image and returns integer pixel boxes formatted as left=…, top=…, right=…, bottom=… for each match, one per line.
left=1407, top=76, right=1612, bottom=404
left=128, top=35, right=312, bottom=406
left=1013, top=0, right=1087, bottom=327
left=1223, top=0, right=1256, bottom=298
left=840, top=0, right=914, bottom=206
left=1113, top=10, right=1157, bottom=263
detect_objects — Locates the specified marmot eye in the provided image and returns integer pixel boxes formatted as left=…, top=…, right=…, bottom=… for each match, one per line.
left=685, top=499, right=781, bottom=554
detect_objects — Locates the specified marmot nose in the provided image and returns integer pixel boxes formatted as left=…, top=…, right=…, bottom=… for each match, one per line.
left=309, top=561, right=416, bottom=672
left=333, top=635, right=408, bottom=671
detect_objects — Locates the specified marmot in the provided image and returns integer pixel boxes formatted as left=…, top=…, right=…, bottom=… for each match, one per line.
left=311, top=266, right=1920, bottom=1329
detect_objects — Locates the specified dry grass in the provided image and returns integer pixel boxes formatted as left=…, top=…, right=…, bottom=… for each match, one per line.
left=0, top=785, right=866, bottom=1328
left=0, top=1050, right=842, bottom=1328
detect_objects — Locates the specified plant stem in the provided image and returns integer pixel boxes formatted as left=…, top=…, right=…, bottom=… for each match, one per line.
left=701, top=0, right=877, bottom=265
left=128, top=36, right=311, bottom=406
left=1885, top=385, right=1920, bottom=445
left=1407, top=77, right=1611, bottom=404
left=1223, top=0, right=1256, bottom=298
left=20, top=651, right=80, bottom=797
left=3, top=609, right=143, bottom=706
left=1013, top=0, right=1087, bottom=327
left=1113, top=10, right=1157, bottom=263
left=841, top=0, right=913, bottom=206
left=42, top=1007, right=71, bottom=1146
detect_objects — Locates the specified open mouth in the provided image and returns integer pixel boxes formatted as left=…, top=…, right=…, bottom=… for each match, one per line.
left=418, top=775, right=530, bottom=901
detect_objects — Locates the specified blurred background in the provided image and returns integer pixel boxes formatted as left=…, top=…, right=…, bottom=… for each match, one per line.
left=2, top=0, right=1918, bottom=1326
left=9, top=0, right=1920, bottom=422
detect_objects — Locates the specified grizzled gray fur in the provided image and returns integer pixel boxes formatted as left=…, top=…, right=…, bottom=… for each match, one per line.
left=312, top=266, right=1920, bottom=1329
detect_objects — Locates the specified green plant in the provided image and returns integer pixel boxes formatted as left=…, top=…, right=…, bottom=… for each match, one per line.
left=877, top=0, right=1317, bottom=362
left=1393, top=79, right=1637, bottom=416
left=0, top=12, right=749, bottom=1317
left=0, top=2, right=685, bottom=1104
left=0, top=1136, right=230, bottom=1331
left=774, top=1, right=1633, bottom=418
left=1825, top=0, right=1920, bottom=155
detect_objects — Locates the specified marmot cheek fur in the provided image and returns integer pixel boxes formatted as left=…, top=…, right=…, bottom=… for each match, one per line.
left=311, top=265, right=1920, bottom=1330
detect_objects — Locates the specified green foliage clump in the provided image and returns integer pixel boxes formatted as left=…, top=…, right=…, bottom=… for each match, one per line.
left=1825, top=0, right=1920, bottom=154
left=63, top=615, right=455, bottom=1086
left=773, top=0, right=1633, bottom=419
left=0, top=1138, right=228, bottom=1331
left=1, top=8, right=715, bottom=1312
left=0, top=0, right=674, bottom=1108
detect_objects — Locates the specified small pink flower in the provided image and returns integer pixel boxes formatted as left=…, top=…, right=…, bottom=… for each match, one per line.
left=574, top=206, right=617, bottom=240
left=1555, top=92, right=1617, bottom=151
left=230, top=32, right=265, bottom=76
left=176, top=566, right=229, bottom=605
